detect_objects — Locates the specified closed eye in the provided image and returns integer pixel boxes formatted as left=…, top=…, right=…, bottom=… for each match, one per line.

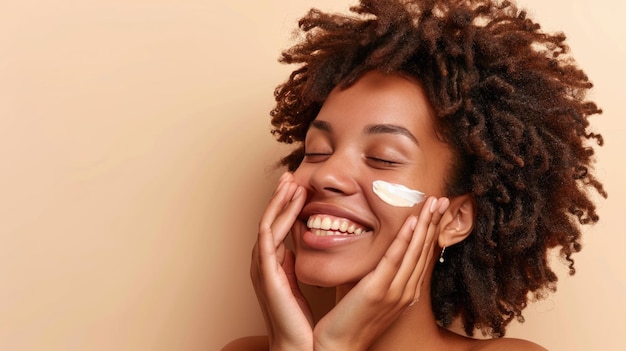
left=366, top=156, right=399, bottom=166
left=303, top=153, right=331, bottom=163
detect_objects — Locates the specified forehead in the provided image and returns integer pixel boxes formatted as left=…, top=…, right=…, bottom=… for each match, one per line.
left=315, top=71, right=435, bottom=133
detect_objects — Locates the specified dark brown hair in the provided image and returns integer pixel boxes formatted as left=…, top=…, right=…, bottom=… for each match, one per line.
left=269, top=0, right=606, bottom=337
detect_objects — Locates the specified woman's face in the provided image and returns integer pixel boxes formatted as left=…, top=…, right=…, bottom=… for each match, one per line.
left=291, top=71, right=454, bottom=287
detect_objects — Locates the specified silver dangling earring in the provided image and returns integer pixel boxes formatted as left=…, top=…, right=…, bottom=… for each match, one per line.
left=439, top=246, right=446, bottom=263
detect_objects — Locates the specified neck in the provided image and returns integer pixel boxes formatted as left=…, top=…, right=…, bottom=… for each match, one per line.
left=333, top=264, right=465, bottom=350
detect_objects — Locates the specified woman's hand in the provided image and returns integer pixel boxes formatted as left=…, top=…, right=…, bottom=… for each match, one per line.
left=312, top=196, right=450, bottom=351
left=250, top=172, right=314, bottom=351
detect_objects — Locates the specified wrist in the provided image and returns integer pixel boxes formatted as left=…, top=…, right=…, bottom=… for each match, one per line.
left=271, top=339, right=313, bottom=351
left=313, top=334, right=364, bottom=351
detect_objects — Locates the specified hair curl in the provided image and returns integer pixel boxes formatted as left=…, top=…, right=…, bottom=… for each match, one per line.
left=269, top=0, right=606, bottom=338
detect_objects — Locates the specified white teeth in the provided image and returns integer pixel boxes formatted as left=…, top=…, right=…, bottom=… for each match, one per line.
left=340, top=221, right=349, bottom=232
left=313, top=216, right=321, bottom=229
left=306, top=214, right=370, bottom=236
left=321, top=217, right=332, bottom=230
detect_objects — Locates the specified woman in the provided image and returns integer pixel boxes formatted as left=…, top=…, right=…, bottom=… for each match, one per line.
left=224, top=0, right=606, bottom=349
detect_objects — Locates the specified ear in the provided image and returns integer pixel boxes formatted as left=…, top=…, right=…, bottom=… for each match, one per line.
left=437, top=193, right=476, bottom=248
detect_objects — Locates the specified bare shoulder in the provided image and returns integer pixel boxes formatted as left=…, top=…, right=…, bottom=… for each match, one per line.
left=471, top=337, right=547, bottom=351
left=221, top=336, right=269, bottom=351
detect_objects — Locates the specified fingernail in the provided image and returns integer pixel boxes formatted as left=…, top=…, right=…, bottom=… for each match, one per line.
left=429, top=198, right=438, bottom=213
left=278, top=172, right=290, bottom=183
left=438, top=198, right=450, bottom=214
left=409, top=216, right=418, bottom=230
left=292, top=186, right=303, bottom=199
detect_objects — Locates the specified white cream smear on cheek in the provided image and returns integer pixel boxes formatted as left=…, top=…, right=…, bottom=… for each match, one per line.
left=372, top=180, right=425, bottom=207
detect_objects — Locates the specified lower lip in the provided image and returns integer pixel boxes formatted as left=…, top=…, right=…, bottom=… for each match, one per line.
left=301, top=229, right=371, bottom=250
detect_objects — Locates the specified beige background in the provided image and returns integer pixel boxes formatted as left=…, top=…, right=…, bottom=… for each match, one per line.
left=0, top=0, right=623, bottom=350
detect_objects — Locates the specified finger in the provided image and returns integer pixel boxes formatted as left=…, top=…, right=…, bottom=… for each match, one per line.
left=282, top=250, right=314, bottom=325
left=256, top=180, right=302, bottom=271
left=364, top=213, right=419, bottom=289
left=412, top=244, right=435, bottom=301
left=269, top=186, right=306, bottom=246
left=260, top=180, right=296, bottom=231
left=387, top=197, right=438, bottom=293
left=415, top=197, right=448, bottom=261
left=272, top=172, right=294, bottom=195
left=406, top=197, right=450, bottom=299
left=279, top=171, right=295, bottom=185
left=256, top=182, right=294, bottom=270
left=417, top=197, right=449, bottom=264
left=258, top=182, right=303, bottom=250
left=257, top=187, right=306, bottom=290
left=405, top=241, right=433, bottom=303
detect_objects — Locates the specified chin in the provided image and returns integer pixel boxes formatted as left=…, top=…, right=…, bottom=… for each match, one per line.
left=294, top=254, right=369, bottom=288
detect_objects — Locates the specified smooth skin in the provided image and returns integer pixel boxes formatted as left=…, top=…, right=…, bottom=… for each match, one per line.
left=223, top=72, right=546, bottom=351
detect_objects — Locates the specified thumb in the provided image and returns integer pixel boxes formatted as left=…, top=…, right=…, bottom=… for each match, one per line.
left=282, top=250, right=301, bottom=294
left=282, top=250, right=314, bottom=325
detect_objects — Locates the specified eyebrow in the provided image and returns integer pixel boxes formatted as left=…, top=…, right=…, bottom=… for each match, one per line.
left=310, top=120, right=419, bottom=145
left=364, top=123, right=419, bottom=145
left=310, top=120, right=331, bottom=132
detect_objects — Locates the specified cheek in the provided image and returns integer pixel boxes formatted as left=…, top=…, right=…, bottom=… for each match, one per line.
left=371, top=199, right=426, bottom=241
left=368, top=185, right=426, bottom=219
left=292, top=166, right=311, bottom=187
left=293, top=164, right=313, bottom=189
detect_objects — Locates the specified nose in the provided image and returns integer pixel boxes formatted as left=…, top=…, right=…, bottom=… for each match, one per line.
left=301, top=151, right=359, bottom=196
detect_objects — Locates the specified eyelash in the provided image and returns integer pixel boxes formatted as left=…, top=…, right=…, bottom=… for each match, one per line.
left=366, top=157, right=398, bottom=166
left=304, top=152, right=397, bottom=167
left=303, top=153, right=330, bottom=162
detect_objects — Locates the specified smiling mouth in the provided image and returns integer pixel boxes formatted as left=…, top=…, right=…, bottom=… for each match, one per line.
left=306, top=214, right=372, bottom=236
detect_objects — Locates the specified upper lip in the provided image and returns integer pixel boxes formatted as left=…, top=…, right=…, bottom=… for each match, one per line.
left=299, top=202, right=374, bottom=231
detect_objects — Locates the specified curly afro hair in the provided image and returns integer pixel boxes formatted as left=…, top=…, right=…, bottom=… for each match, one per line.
left=268, top=0, right=607, bottom=338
